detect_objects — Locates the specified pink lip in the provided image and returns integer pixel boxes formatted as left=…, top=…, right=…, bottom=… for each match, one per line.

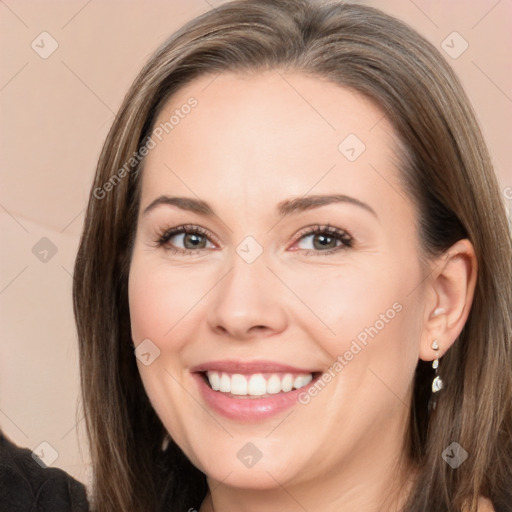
left=190, top=360, right=320, bottom=422
left=190, top=359, right=319, bottom=375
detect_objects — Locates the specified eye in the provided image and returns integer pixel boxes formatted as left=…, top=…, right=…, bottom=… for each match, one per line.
left=156, top=224, right=216, bottom=255
left=292, top=224, right=353, bottom=256
left=155, top=223, right=353, bottom=257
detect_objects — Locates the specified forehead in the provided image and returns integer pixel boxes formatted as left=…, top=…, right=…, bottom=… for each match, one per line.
left=140, top=70, right=408, bottom=221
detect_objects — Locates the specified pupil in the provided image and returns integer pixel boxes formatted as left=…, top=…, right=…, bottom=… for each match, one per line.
left=314, top=234, right=334, bottom=250
left=184, top=233, right=205, bottom=249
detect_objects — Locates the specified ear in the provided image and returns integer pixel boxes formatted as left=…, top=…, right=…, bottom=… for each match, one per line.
left=419, top=239, right=478, bottom=362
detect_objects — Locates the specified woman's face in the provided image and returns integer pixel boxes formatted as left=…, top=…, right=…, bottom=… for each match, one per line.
left=128, top=71, right=428, bottom=495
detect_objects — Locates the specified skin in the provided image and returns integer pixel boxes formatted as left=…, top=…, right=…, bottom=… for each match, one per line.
left=128, top=71, right=477, bottom=512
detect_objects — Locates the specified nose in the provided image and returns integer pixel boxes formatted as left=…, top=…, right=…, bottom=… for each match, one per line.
left=207, top=252, right=288, bottom=341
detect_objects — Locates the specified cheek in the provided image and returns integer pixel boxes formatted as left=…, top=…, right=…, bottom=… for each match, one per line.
left=283, top=257, right=423, bottom=398
left=128, top=269, right=170, bottom=344
left=277, top=256, right=415, bottom=341
left=128, top=256, right=199, bottom=442
left=128, top=255, right=208, bottom=344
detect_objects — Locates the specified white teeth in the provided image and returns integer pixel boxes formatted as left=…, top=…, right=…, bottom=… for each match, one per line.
left=219, top=373, right=231, bottom=392
left=281, top=374, right=293, bottom=392
left=248, top=374, right=267, bottom=396
left=267, top=374, right=282, bottom=394
left=293, top=374, right=311, bottom=389
left=209, top=371, right=220, bottom=391
left=205, top=371, right=313, bottom=396
left=231, top=374, right=248, bottom=395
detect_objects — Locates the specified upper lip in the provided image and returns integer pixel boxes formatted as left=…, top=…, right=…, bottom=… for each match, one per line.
left=190, top=359, right=320, bottom=375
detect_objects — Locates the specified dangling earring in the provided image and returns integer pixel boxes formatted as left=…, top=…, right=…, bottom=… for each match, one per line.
left=431, top=339, right=443, bottom=393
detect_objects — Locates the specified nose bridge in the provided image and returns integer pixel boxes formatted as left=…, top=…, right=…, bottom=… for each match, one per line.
left=207, top=244, right=287, bottom=339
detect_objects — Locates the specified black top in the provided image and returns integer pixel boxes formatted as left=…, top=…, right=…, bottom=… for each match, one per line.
left=0, top=429, right=89, bottom=511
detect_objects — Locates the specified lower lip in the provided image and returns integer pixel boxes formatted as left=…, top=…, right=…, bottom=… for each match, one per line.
left=192, top=373, right=318, bottom=421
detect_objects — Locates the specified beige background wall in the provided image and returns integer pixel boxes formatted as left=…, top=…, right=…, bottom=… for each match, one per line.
left=1, top=0, right=510, bottom=490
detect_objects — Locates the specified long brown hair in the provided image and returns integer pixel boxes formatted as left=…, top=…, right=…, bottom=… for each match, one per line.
left=72, top=1, right=512, bottom=510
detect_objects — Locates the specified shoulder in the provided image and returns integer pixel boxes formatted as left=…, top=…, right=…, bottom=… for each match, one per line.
left=0, top=430, right=89, bottom=511
left=476, top=497, right=495, bottom=512
left=478, top=498, right=495, bottom=512
left=461, top=497, right=495, bottom=512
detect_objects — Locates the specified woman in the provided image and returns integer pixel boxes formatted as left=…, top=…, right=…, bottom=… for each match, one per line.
left=72, top=1, right=512, bottom=511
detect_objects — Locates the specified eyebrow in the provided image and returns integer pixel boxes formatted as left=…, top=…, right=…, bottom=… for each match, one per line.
left=142, top=194, right=377, bottom=218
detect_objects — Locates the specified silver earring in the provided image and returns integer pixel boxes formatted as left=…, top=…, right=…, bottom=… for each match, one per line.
left=431, top=339, right=443, bottom=393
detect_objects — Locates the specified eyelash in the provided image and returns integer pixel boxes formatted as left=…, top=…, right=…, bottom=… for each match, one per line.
left=155, top=223, right=354, bottom=257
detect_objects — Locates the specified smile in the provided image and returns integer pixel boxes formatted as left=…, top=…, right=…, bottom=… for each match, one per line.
left=205, top=371, right=313, bottom=397
left=190, top=360, right=321, bottom=421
